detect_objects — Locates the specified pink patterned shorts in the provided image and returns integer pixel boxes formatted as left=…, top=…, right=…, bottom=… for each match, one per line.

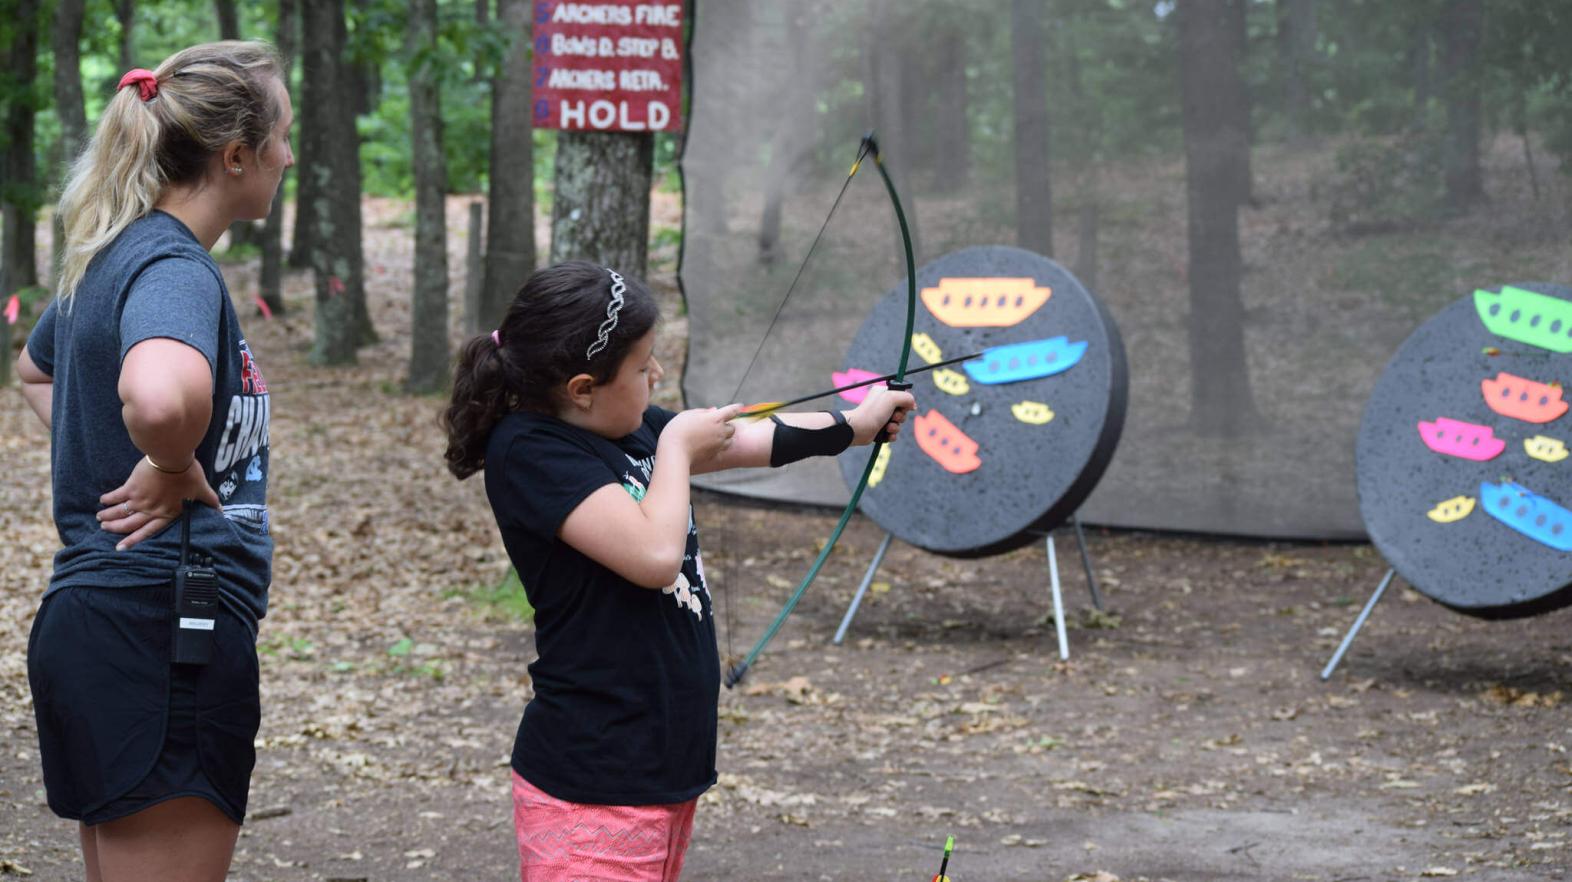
left=511, top=771, right=698, bottom=882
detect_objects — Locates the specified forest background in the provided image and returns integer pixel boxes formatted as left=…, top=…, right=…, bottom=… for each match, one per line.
left=4, top=1, right=1572, bottom=879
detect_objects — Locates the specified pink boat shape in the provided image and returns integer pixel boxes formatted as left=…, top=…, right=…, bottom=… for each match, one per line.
left=833, top=369, right=883, bottom=404
left=1418, top=417, right=1506, bottom=461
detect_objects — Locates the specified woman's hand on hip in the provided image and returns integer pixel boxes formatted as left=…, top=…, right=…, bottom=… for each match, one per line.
left=97, top=457, right=222, bottom=550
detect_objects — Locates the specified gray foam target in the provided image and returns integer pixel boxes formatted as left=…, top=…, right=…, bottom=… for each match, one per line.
left=837, top=245, right=1127, bottom=557
left=1357, top=282, right=1572, bottom=618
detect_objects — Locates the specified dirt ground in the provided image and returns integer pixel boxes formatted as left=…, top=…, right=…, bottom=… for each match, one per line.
left=3, top=197, right=1571, bottom=882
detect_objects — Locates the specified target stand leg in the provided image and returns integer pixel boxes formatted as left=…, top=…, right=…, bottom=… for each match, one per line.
left=1071, top=513, right=1104, bottom=611
left=1320, top=568, right=1396, bottom=681
left=1046, top=532, right=1070, bottom=661
left=833, top=531, right=895, bottom=645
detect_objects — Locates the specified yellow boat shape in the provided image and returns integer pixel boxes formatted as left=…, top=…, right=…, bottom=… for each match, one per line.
left=1011, top=400, right=1056, bottom=425
left=932, top=368, right=970, bottom=396
left=911, top=332, right=942, bottom=365
left=1525, top=435, right=1570, bottom=463
left=1426, top=495, right=1476, bottom=523
left=867, top=444, right=892, bottom=488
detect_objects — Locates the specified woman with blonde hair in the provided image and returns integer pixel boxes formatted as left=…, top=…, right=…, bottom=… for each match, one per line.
left=16, top=41, right=290, bottom=882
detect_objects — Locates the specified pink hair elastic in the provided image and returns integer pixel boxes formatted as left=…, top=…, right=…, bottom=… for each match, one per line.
left=491, top=329, right=502, bottom=347
left=118, top=69, right=159, bottom=101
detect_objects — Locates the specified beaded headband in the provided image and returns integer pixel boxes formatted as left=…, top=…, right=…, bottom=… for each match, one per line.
left=585, top=269, right=627, bottom=360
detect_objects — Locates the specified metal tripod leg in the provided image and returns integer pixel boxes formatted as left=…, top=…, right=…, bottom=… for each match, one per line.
left=1071, top=514, right=1104, bottom=611
left=832, top=531, right=895, bottom=645
left=1320, top=568, right=1395, bottom=681
left=1047, top=532, right=1070, bottom=661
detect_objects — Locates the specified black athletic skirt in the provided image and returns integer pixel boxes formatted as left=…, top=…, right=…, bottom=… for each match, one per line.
left=27, top=584, right=260, bottom=826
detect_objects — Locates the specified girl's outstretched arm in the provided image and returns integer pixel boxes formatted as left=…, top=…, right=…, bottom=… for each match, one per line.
left=694, top=384, right=916, bottom=473
left=559, top=404, right=742, bottom=588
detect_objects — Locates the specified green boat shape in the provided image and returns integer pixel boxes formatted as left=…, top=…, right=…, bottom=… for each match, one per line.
left=1474, top=286, right=1572, bottom=353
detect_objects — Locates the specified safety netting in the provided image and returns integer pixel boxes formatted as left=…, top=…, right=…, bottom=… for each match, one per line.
left=677, top=0, right=1571, bottom=539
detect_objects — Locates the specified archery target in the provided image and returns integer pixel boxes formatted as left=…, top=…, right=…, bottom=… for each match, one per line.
left=1357, top=282, right=1572, bottom=618
left=837, top=245, right=1127, bottom=556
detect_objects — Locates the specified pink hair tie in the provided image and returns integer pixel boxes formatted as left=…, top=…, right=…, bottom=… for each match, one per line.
left=117, top=69, right=159, bottom=102
left=491, top=329, right=502, bottom=347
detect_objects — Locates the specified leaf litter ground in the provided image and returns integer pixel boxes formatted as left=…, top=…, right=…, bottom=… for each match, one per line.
left=2, top=196, right=1570, bottom=881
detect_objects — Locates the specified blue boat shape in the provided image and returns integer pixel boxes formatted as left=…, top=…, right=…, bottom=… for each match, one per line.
left=963, top=337, right=1087, bottom=385
left=1480, top=481, right=1572, bottom=552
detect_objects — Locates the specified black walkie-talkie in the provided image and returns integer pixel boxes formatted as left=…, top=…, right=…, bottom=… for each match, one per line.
left=172, top=501, right=219, bottom=665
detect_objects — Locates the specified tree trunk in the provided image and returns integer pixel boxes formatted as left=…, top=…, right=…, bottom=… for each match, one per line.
left=1011, top=0, right=1052, bottom=256
left=862, top=0, right=920, bottom=258
left=259, top=0, right=296, bottom=316
left=1438, top=0, right=1484, bottom=212
left=1409, top=22, right=1433, bottom=129
left=1226, top=0, right=1254, bottom=204
left=550, top=132, right=653, bottom=277
left=51, top=0, right=88, bottom=288
left=301, top=0, right=367, bottom=364
left=932, top=15, right=970, bottom=193
left=289, top=0, right=316, bottom=269
left=1064, top=34, right=1100, bottom=292
left=1178, top=0, right=1258, bottom=433
left=1, top=0, right=42, bottom=299
left=116, top=0, right=134, bottom=71
left=214, top=0, right=260, bottom=252
left=214, top=0, right=239, bottom=39
left=405, top=0, right=448, bottom=393
left=478, top=0, right=535, bottom=332
left=756, top=6, right=812, bottom=265
left=1279, top=0, right=1315, bottom=144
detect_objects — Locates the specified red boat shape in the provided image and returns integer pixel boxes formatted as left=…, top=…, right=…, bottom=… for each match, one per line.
left=913, top=409, right=982, bottom=474
left=1480, top=372, right=1568, bottom=423
left=1418, top=417, right=1506, bottom=461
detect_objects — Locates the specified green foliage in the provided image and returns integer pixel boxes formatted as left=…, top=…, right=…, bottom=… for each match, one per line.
left=10, top=0, right=1571, bottom=225
left=450, top=567, right=534, bottom=623
left=1326, top=133, right=1447, bottom=234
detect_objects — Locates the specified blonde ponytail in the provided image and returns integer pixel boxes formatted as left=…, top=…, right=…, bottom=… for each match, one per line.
left=55, top=41, right=283, bottom=302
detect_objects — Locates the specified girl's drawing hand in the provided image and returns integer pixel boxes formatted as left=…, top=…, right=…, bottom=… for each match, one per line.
left=665, top=404, right=744, bottom=463
left=848, top=385, right=916, bottom=444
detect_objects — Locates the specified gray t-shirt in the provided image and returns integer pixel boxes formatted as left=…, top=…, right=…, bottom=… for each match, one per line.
left=27, top=210, right=272, bottom=627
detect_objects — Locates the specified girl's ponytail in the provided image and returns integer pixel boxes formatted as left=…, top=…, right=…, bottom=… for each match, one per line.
left=442, top=261, right=661, bottom=479
left=443, top=334, right=521, bottom=479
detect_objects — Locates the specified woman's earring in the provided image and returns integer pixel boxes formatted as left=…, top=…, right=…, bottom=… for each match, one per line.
left=229, top=166, right=243, bottom=176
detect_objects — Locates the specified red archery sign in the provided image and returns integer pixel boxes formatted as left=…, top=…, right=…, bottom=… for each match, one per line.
left=531, top=1, right=684, bottom=132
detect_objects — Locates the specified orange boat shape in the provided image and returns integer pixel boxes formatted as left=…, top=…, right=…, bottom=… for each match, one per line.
left=913, top=409, right=982, bottom=474
left=920, top=277, right=1051, bottom=328
left=1480, top=372, right=1568, bottom=423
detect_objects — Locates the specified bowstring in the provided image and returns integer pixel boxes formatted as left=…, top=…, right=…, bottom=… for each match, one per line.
left=719, top=137, right=877, bottom=672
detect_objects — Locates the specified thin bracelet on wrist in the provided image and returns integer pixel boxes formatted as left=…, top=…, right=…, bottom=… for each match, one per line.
left=144, top=454, right=194, bottom=474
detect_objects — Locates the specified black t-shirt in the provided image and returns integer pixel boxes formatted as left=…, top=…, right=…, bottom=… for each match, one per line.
left=484, top=406, right=719, bottom=805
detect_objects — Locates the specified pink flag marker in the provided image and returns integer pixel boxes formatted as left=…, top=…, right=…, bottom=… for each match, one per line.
left=4, top=294, right=19, bottom=325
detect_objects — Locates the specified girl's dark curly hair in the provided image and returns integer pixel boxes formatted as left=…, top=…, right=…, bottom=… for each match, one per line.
left=443, top=260, right=659, bottom=479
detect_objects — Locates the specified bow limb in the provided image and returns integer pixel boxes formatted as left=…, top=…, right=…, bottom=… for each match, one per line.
left=724, top=134, right=918, bottom=688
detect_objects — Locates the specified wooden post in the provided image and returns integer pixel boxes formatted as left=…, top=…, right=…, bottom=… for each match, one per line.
left=465, top=201, right=485, bottom=335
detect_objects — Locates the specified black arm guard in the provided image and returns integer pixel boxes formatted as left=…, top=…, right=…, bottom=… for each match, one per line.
left=768, top=411, right=855, bottom=467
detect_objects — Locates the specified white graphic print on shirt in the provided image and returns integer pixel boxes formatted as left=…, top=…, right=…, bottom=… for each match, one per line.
left=623, top=452, right=707, bottom=618
left=213, top=339, right=271, bottom=533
